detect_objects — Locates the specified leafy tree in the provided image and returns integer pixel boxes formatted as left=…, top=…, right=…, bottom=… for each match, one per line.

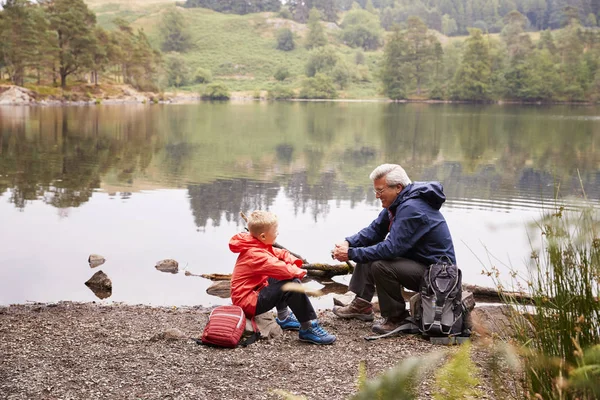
left=331, top=61, right=353, bottom=89
left=404, top=16, right=440, bottom=95
left=340, top=8, right=383, bottom=50
left=450, top=28, right=492, bottom=101
left=442, top=14, right=459, bottom=35
left=380, top=27, right=410, bottom=99
left=183, top=0, right=281, bottom=15
left=46, top=0, right=96, bottom=88
left=160, top=8, right=193, bottom=53
left=276, top=28, right=295, bottom=51
left=305, top=46, right=339, bottom=76
left=305, top=8, right=328, bottom=49
left=299, top=73, right=337, bottom=98
left=166, top=53, right=191, bottom=87
left=0, top=0, right=44, bottom=86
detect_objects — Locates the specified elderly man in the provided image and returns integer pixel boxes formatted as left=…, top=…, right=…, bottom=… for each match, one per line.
left=332, top=164, right=455, bottom=334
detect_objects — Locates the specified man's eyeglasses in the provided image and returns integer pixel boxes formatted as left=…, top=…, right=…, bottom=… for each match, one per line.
left=373, top=186, right=392, bottom=196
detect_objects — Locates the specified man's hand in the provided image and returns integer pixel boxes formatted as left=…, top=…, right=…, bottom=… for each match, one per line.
left=331, top=241, right=350, bottom=262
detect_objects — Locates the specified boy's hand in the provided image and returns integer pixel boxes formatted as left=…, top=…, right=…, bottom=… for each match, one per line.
left=296, top=269, right=307, bottom=279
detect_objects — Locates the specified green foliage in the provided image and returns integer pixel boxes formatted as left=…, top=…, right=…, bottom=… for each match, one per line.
left=351, top=353, right=444, bottom=400
left=274, top=66, right=290, bottom=81
left=450, top=29, right=492, bottom=101
left=267, top=84, right=294, bottom=99
left=380, top=27, right=409, bottom=99
left=299, top=73, right=337, bottom=98
left=276, top=28, right=295, bottom=51
left=305, top=8, right=327, bottom=49
left=434, top=342, right=482, bottom=399
left=194, top=67, right=212, bottom=83
left=331, top=61, right=353, bottom=89
left=354, top=49, right=366, bottom=65
left=340, top=9, right=383, bottom=50
left=46, top=0, right=97, bottom=88
left=166, top=54, right=192, bottom=87
left=183, top=0, right=281, bottom=15
left=492, top=203, right=600, bottom=399
left=202, top=82, right=231, bottom=99
left=305, top=46, right=339, bottom=77
left=160, top=7, right=193, bottom=53
left=404, top=17, right=441, bottom=95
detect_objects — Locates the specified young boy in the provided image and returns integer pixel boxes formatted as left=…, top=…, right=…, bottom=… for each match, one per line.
left=229, top=210, right=336, bottom=345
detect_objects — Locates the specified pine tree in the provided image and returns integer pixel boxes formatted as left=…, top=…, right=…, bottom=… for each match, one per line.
left=45, top=0, right=96, bottom=88
left=380, top=26, right=410, bottom=99
left=0, top=0, right=42, bottom=86
left=404, top=16, right=439, bottom=95
left=451, top=28, right=492, bottom=100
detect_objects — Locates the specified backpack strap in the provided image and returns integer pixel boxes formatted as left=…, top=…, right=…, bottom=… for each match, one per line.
left=239, top=317, right=261, bottom=347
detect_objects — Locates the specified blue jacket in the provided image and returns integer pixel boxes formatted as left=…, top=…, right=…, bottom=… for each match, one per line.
left=346, top=182, right=455, bottom=266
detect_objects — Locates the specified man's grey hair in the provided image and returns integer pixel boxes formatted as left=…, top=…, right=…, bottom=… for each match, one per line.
left=369, top=164, right=412, bottom=187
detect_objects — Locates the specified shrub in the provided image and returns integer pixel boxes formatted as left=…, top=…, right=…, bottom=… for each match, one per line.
left=274, top=66, right=290, bottom=81
left=268, top=85, right=295, bottom=100
left=194, top=67, right=212, bottom=84
left=331, top=62, right=353, bottom=89
left=276, top=28, right=295, bottom=51
left=166, top=54, right=192, bottom=87
left=201, top=83, right=230, bottom=100
left=299, top=73, right=337, bottom=99
left=305, top=46, right=339, bottom=77
left=429, top=85, right=445, bottom=100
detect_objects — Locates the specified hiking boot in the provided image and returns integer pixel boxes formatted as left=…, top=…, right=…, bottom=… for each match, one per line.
left=332, top=296, right=374, bottom=321
left=299, top=321, right=336, bottom=345
left=276, top=312, right=301, bottom=331
left=372, top=313, right=410, bottom=334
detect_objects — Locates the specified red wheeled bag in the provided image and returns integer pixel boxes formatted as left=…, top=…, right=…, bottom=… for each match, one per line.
left=198, top=305, right=259, bottom=348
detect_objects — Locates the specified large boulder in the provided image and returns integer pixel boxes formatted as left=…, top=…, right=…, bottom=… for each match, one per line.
left=244, top=312, right=282, bottom=340
left=84, top=270, right=112, bottom=299
left=0, top=86, right=35, bottom=105
left=470, top=305, right=532, bottom=339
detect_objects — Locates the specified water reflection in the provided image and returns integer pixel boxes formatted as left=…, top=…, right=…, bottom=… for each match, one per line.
left=1, top=103, right=599, bottom=305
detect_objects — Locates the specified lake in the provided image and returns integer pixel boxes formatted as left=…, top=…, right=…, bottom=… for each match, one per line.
left=1, top=102, right=599, bottom=309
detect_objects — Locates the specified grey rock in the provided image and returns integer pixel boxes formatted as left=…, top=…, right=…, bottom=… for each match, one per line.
left=88, top=254, right=106, bottom=268
left=244, top=312, right=282, bottom=340
left=155, top=259, right=178, bottom=274
left=84, top=271, right=112, bottom=300
left=206, top=281, right=231, bottom=298
left=150, top=328, right=187, bottom=342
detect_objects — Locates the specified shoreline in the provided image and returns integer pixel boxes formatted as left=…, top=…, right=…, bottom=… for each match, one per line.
left=0, top=301, right=510, bottom=399
left=1, top=84, right=597, bottom=107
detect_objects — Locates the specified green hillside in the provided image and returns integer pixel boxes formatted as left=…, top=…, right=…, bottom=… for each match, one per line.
left=86, top=1, right=384, bottom=98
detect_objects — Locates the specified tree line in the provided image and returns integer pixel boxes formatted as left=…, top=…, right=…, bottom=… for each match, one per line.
left=0, top=0, right=161, bottom=89
left=380, top=12, right=600, bottom=101
left=182, top=0, right=600, bottom=35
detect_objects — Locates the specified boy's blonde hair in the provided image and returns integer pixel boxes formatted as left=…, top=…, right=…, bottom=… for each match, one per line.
left=247, top=210, right=278, bottom=236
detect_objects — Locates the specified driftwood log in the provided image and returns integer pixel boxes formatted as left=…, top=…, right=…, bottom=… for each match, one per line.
left=198, top=264, right=530, bottom=304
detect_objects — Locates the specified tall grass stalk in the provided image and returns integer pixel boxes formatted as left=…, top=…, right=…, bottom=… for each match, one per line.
left=504, top=202, right=600, bottom=399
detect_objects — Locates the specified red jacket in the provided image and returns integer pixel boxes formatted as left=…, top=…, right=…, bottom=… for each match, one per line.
left=229, top=232, right=306, bottom=317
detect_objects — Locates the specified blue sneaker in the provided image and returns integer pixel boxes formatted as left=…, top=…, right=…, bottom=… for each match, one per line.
left=299, top=321, right=336, bottom=345
left=276, top=312, right=301, bottom=331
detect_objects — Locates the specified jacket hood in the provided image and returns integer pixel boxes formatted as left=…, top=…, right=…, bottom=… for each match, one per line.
left=229, top=232, right=265, bottom=253
left=392, top=181, right=446, bottom=210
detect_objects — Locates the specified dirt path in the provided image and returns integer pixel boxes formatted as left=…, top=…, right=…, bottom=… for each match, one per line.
left=0, top=302, right=505, bottom=400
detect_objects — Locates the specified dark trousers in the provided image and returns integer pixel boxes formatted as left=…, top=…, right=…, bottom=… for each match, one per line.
left=349, top=258, right=427, bottom=319
left=255, top=278, right=317, bottom=323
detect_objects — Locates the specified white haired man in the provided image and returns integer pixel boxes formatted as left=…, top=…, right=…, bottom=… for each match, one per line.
left=332, top=164, right=456, bottom=334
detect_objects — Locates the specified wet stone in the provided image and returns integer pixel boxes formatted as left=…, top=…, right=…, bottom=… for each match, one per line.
left=155, top=259, right=179, bottom=274
left=85, top=271, right=112, bottom=300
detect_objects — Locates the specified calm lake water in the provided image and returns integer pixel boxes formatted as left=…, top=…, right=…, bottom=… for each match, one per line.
left=1, top=102, right=599, bottom=308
